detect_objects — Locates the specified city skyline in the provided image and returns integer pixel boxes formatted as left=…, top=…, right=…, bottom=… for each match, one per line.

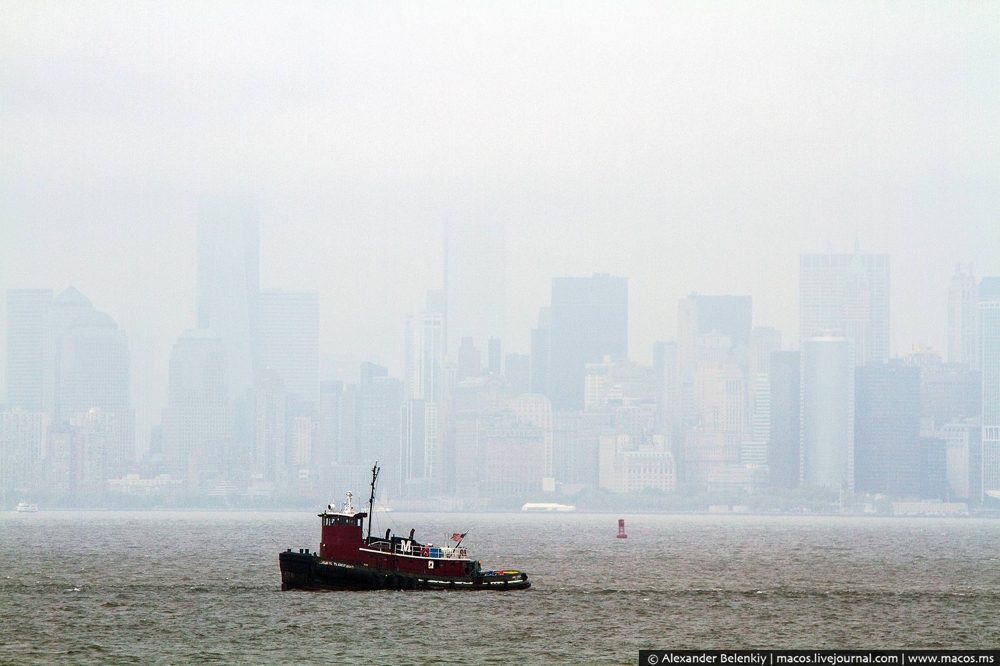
left=3, top=1, right=998, bottom=394
left=2, top=1, right=998, bottom=511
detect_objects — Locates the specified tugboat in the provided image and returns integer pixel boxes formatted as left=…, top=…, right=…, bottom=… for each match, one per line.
left=279, top=464, right=531, bottom=591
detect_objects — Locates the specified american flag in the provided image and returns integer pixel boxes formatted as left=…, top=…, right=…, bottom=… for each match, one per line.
left=451, top=532, right=467, bottom=542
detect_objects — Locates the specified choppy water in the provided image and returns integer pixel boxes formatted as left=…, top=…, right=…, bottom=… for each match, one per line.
left=1, top=512, right=999, bottom=664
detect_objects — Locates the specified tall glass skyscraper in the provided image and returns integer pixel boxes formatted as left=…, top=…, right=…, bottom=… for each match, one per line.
left=949, top=265, right=978, bottom=368
left=196, top=196, right=260, bottom=402
left=259, top=289, right=319, bottom=412
left=980, top=277, right=1000, bottom=503
left=801, top=334, right=852, bottom=489
left=799, top=251, right=890, bottom=367
left=5, top=288, right=53, bottom=413
left=548, top=274, right=628, bottom=410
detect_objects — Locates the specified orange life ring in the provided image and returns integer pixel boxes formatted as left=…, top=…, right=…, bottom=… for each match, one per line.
left=421, top=547, right=429, bottom=557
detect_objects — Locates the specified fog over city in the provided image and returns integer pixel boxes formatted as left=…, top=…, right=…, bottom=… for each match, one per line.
left=7, top=4, right=1000, bottom=660
left=1, top=1, right=998, bottom=509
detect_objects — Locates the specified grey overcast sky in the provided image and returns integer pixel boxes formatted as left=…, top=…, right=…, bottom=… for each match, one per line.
left=2, top=1, right=999, bottom=390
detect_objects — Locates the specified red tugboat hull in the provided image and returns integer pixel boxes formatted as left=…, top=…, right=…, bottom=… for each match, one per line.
left=279, top=550, right=530, bottom=591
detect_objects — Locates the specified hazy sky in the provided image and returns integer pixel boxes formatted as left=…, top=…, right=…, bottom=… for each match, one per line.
left=2, top=1, right=998, bottom=397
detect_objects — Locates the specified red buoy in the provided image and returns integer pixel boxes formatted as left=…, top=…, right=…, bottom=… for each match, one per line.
left=616, top=518, right=627, bottom=539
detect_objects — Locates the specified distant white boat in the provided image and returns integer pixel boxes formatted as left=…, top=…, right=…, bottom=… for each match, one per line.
left=375, top=506, right=393, bottom=513
left=15, top=503, right=39, bottom=513
left=521, top=503, right=576, bottom=512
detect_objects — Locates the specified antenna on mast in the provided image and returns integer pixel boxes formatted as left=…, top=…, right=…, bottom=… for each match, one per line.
left=366, top=462, right=380, bottom=543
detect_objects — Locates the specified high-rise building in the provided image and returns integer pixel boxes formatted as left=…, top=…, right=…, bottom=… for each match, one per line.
left=451, top=374, right=508, bottom=499
left=552, top=410, right=609, bottom=488
left=675, top=294, right=753, bottom=427
left=980, top=277, right=1000, bottom=503
left=317, top=380, right=343, bottom=468
left=583, top=357, right=657, bottom=412
left=479, top=413, right=544, bottom=497
left=854, top=361, right=921, bottom=496
left=7, top=288, right=134, bottom=479
left=0, top=408, right=48, bottom=504
left=683, top=360, right=747, bottom=488
left=252, top=369, right=286, bottom=488
left=196, top=196, right=260, bottom=401
left=678, top=295, right=753, bottom=368
left=801, top=334, right=853, bottom=489
left=919, top=437, right=948, bottom=501
left=55, top=310, right=130, bottom=423
left=355, top=364, right=403, bottom=494
left=487, top=337, right=502, bottom=375
left=512, top=393, right=554, bottom=489
left=402, top=311, right=444, bottom=489
left=5, top=289, right=53, bottom=413
left=748, top=327, right=781, bottom=410
left=949, top=265, right=978, bottom=368
left=919, top=363, right=981, bottom=429
left=457, top=337, right=481, bottom=381
left=504, top=353, right=530, bottom=396
left=799, top=251, right=890, bottom=366
left=530, top=307, right=551, bottom=395
left=64, top=408, right=135, bottom=497
left=160, top=330, right=233, bottom=491
left=549, top=274, right=628, bottom=409
left=938, top=419, right=981, bottom=503
left=259, top=289, right=319, bottom=412
left=749, top=327, right=782, bottom=379
left=45, top=287, right=96, bottom=419
left=768, top=351, right=801, bottom=488
left=652, top=341, right=678, bottom=433
left=750, top=373, right=770, bottom=465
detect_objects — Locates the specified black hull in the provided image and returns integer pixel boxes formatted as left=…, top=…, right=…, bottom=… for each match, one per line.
left=279, top=551, right=531, bottom=592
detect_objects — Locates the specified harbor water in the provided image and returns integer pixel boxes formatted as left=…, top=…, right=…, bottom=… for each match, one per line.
left=2, top=512, right=999, bottom=664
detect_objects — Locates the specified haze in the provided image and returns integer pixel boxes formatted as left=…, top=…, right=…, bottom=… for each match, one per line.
left=2, top=1, right=998, bottom=437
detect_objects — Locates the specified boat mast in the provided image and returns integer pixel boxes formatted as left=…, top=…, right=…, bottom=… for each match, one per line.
left=366, top=462, right=379, bottom=542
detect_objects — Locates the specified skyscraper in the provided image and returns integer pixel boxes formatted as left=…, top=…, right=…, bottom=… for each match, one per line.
left=5, top=288, right=53, bottom=413
left=196, top=196, right=260, bottom=401
left=949, top=265, right=978, bottom=368
left=55, top=309, right=130, bottom=423
left=549, top=274, right=628, bottom=410
left=487, top=337, right=502, bottom=375
left=768, top=351, right=800, bottom=488
left=160, top=329, right=233, bottom=490
left=0, top=409, right=48, bottom=503
left=512, top=393, right=554, bottom=488
left=355, top=365, right=403, bottom=495
left=677, top=295, right=753, bottom=367
left=530, top=307, right=551, bottom=395
left=259, top=289, right=319, bottom=412
left=253, top=369, right=286, bottom=488
left=504, top=353, right=530, bottom=396
left=45, top=287, right=95, bottom=419
left=402, top=311, right=444, bottom=488
left=980, top=277, right=1000, bottom=503
left=675, top=294, right=753, bottom=425
left=801, top=334, right=852, bottom=489
left=317, top=380, right=344, bottom=469
left=854, top=361, right=921, bottom=496
left=457, top=337, right=481, bottom=381
left=799, top=251, right=890, bottom=366
left=652, top=341, right=678, bottom=433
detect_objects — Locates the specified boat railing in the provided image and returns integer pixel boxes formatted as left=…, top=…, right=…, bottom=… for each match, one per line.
left=392, top=543, right=468, bottom=560
left=366, top=540, right=469, bottom=559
